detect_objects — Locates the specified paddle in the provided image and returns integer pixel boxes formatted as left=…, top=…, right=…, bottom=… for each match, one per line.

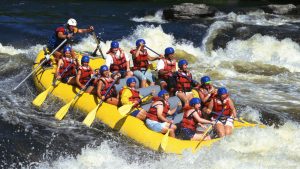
left=91, top=31, right=105, bottom=59
left=54, top=76, right=95, bottom=120
left=194, top=109, right=225, bottom=150
left=13, top=39, right=68, bottom=91
left=32, top=62, right=74, bottom=107
left=144, top=45, right=160, bottom=56
left=82, top=78, right=118, bottom=127
left=118, top=93, right=152, bottom=116
left=160, top=109, right=179, bottom=151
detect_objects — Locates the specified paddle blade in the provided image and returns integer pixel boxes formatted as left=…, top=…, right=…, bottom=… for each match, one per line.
left=32, top=87, right=52, bottom=107
left=54, top=100, right=73, bottom=120
left=83, top=105, right=99, bottom=127
left=118, top=104, right=134, bottom=116
left=160, top=129, right=170, bottom=151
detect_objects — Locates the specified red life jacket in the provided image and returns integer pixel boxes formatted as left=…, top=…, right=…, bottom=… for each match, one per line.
left=119, top=87, right=141, bottom=103
left=78, top=65, right=92, bottom=84
left=212, top=96, right=231, bottom=118
left=194, top=85, right=216, bottom=107
left=108, top=49, right=127, bottom=71
left=130, top=49, right=149, bottom=70
left=175, top=70, right=193, bottom=92
left=146, top=97, right=170, bottom=122
left=59, top=57, right=76, bottom=78
left=181, top=109, right=202, bottom=131
left=158, top=58, right=176, bottom=79
left=99, top=77, right=116, bottom=98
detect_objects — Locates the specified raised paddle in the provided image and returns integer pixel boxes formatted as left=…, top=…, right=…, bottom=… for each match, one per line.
left=32, top=62, right=74, bottom=107
left=118, top=93, right=153, bottom=116
left=54, top=76, right=95, bottom=120
left=144, top=45, right=160, bottom=56
left=91, top=31, right=105, bottom=59
left=13, top=39, right=68, bottom=91
left=194, top=109, right=225, bottom=150
left=82, top=78, right=118, bottom=127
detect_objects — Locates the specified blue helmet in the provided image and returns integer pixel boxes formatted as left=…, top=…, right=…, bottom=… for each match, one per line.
left=178, top=59, right=188, bottom=68
left=126, top=77, right=136, bottom=86
left=100, top=65, right=109, bottom=74
left=111, top=41, right=119, bottom=48
left=158, top=89, right=168, bottom=98
left=201, top=76, right=211, bottom=84
left=136, top=39, right=146, bottom=47
left=165, top=47, right=175, bottom=55
left=63, top=46, right=71, bottom=53
left=189, top=98, right=201, bottom=106
left=218, top=87, right=228, bottom=96
left=81, top=55, right=90, bottom=64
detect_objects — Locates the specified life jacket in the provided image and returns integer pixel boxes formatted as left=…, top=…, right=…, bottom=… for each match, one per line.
left=78, top=65, right=92, bottom=84
left=194, top=85, right=216, bottom=107
left=181, top=109, right=202, bottom=131
left=130, top=49, right=149, bottom=71
left=146, top=97, right=170, bottom=122
left=92, top=73, right=101, bottom=86
left=48, top=25, right=72, bottom=49
left=99, top=77, right=116, bottom=98
left=59, top=57, right=76, bottom=78
left=175, top=70, right=193, bottom=92
left=119, top=87, right=141, bottom=103
left=158, top=58, right=176, bottom=79
left=108, top=49, right=127, bottom=71
left=212, top=96, right=231, bottom=119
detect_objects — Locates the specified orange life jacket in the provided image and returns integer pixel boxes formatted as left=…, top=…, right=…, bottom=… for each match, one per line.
left=108, top=49, right=127, bottom=71
left=194, top=85, right=216, bottom=107
left=181, top=109, right=202, bottom=131
left=78, top=65, right=92, bottom=84
left=175, top=70, right=193, bottom=92
left=130, top=49, right=149, bottom=71
left=212, top=96, right=231, bottom=118
left=99, top=77, right=116, bottom=98
left=59, top=57, right=76, bottom=78
left=146, top=97, right=170, bottom=122
left=158, top=58, right=176, bottom=79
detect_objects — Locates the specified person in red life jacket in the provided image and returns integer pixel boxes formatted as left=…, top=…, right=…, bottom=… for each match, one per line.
left=145, top=90, right=179, bottom=137
left=47, top=18, right=94, bottom=62
left=174, top=59, right=199, bottom=108
left=130, top=39, right=163, bottom=88
left=192, top=76, right=217, bottom=119
left=105, top=41, right=133, bottom=78
left=157, top=47, right=177, bottom=95
left=181, top=98, right=214, bottom=140
left=96, top=65, right=120, bottom=106
left=76, top=55, right=94, bottom=93
left=206, top=87, right=237, bottom=138
left=55, top=46, right=78, bottom=85
left=119, top=77, right=153, bottom=121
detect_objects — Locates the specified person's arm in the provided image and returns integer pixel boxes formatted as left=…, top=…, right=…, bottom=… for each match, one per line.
left=156, top=102, right=171, bottom=123
left=97, top=80, right=105, bottom=100
left=147, top=54, right=162, bottom=61
left=57, top=31, right=72, bottom=39
left=77, top=26, right=94, bottom=33
left=193, top=112, right=213, bottom=125
left=229, top=98, right=237, bottom=118
left=199, top=90, right=211, bottom=103
left=124, top=52, right=131, bottom=71
left=76, top=70, right=84, bottom=89
left=56, top=59, right=63, bottom=79
left=206, top=100, right=214, bottom=114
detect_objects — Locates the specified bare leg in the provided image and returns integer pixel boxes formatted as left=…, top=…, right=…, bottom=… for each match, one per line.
left=215, top=123, right=225, bottom=138
left=106, top=97, right=119, bottom=106
left=85, top=86, right=94, bottom=94
left=141, top=79, right=147, bottom=88
left=224, top=125, right=233, bottom=136
left=176, top=92, right=188, bottom=107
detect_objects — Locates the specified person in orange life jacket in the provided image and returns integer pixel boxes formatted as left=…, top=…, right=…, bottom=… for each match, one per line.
left=96, top=65, right=120, bottom=106
left=145, top=90, right=179, bottom=137
left=130, top=39, right=163, bottom=88
left=119, top=77, right=154, bottom=121
left=106, top=41, right=133, bottom=78
left=174, top=59, right=199, bottom=108
left=206, top=87, right=237, bottom=138
left=76, top=55, right=94, bottom=93
left=192, top=76, right=217, bottom=118
left=47, top=18, right=94, bottom=63
left=157, top=47, right=177, bottom=95
left=181, top=98, right=214, bottom=140
left=55, top=46, right=78, bottom=85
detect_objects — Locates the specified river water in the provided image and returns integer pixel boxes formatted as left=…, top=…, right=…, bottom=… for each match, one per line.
left=0, top=1, right=300, bottom=168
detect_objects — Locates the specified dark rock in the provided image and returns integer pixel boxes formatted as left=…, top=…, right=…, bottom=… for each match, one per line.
left=163, top=3, right=217, bottom=20
left=259, top=4, right=299, bottom=15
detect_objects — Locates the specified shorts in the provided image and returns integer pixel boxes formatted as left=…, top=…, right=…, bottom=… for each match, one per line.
left=175, top=91, right=193, bottom=96
left=131, top=110, right=140, bottom=117
left=61, top=76, right=74, bottom=83
left=181, top=128, right=196, bottom=140
left=133, top=70, right=154, bottom=83
left=145, top=119, right=167, bottom=133
left=212, top=117, right=234, bottom=128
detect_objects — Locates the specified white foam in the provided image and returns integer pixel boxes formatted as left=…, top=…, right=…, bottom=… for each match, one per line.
left=131, top=10, right=167, bottom=24
left=0, top=43, right=44, bottom=60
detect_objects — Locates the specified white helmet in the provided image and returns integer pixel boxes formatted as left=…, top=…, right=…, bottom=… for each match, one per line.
left=67, top=18, right=77, bottom=26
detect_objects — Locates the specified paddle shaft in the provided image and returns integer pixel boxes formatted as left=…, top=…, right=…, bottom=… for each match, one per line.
left=13, top=39, right=68, bottom=91
left=72, top=76, right=95, bottom=102
left=92, top=31, right=105, bottom=59
left=145, top=45, right=160, bottom=56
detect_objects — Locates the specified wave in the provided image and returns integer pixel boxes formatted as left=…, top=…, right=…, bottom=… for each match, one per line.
left=131, top=10, right=167, bottom=24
